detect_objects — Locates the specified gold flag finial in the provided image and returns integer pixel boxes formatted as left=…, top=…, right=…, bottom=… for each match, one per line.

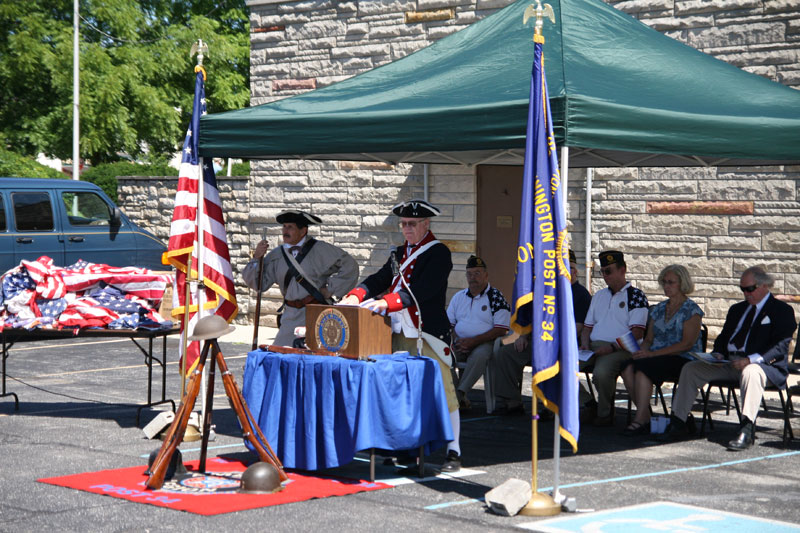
left=523, top=1, right=555, bottom=43
left=190, top=39, right=209, bottom=80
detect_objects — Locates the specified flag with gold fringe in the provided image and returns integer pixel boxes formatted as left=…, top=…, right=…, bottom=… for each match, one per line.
left=166, top=68, right=238, bottom=376
left=511, top=36, right=579, bottom=451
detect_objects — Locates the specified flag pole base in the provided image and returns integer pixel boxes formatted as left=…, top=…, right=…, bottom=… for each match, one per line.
left=519, top=492, right=561, bottom=516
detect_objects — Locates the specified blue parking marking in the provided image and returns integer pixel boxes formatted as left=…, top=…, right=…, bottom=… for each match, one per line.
left=424, top=450, right=800, bottom=511
left=522, top=502, right=800, bottom=533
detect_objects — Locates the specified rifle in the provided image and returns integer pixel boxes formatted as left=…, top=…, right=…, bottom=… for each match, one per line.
left=260, top=344, right=339, bottom=357
left=251, top=237, right=269, bottom=351
left=215, top=344, right=288, bottom=482
left=146, top=341, right=210, bottom=490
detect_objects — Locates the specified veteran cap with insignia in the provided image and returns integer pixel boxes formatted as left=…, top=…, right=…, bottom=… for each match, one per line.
left=391, top=199, right=441, bottom=218
left=569, top=249, right=577, bottom=265
left=275, top=210, right=323, bottom=228
left=466, top=255, right=487, bottom=269
left=599, top=250, right=625, bottom=267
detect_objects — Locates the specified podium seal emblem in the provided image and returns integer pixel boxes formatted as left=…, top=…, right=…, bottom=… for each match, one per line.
left=315, top=308, right=350, bottom=352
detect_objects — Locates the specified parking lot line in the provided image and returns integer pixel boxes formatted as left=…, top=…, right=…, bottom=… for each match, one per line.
left=423, top=450, right=800, bottom=511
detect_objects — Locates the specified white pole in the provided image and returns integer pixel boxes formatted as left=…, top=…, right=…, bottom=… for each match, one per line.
left=585, top=168, right=593, bottom=287
left=553, top=146, right=569, bottom=501
left=423, top=163, right=429, bottom=201
left=72, top=0, right=79, bottom=180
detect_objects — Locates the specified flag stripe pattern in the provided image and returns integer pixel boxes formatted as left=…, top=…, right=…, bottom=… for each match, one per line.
left=511, top=38, right=579, bottom=452
left=166, top=69, right=238, bottom=376
left=0, top=256, right=171, bottom=331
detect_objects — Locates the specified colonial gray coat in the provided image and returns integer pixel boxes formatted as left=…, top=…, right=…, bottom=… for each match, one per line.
left=242, top=240, right=359, bottom=346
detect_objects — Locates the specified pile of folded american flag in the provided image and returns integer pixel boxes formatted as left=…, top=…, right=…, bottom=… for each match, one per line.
left=0, top=256, right=174, bottom=331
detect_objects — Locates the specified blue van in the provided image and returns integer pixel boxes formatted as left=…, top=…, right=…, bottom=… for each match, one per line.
left=0, top=178, right=167, bottom=273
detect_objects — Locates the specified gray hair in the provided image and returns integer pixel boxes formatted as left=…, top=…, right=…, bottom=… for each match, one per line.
left=742, top=266, right=775, bottom=288
left=657, top=264, right=695, bottom=295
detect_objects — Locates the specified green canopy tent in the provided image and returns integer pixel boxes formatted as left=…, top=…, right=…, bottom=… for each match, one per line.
left=199, top=0, right=800, bottom=167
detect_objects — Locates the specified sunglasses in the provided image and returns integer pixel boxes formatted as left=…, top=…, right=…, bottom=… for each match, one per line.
left=740, top=284, right=759, bottom=293
left=399, top=221, right=421, bottom=228
left=600, top=266, right=615, bottom=276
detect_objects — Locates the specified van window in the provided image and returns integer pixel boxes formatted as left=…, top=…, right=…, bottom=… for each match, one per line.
left=13, top=192, right=54, bottom=231
left=0, top=198, right=6, bottom=231
left=62, top=191, right=112, bottom=226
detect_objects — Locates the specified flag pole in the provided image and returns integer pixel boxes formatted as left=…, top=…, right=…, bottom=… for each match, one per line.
left=191, top=39, right=210, bottom=426
left=519, top=1, right=561, bottom=517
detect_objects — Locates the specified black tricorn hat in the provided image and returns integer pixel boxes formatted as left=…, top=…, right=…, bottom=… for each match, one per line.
left=599, top=250, right=624, bottom=267
left=275, top=210, right=322, bottom=228
left=391, top=199, right=441, bottom=218
left=466, top=255, right=487, bottom=269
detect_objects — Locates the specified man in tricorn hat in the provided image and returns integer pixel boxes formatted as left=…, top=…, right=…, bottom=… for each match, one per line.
left=243, top=210, right=359, bottom=346
left=447, top=255, right=510, bottom=410
left=579, top=250, right=648, bottom=426
left=339, top=199, right=463, bottom=473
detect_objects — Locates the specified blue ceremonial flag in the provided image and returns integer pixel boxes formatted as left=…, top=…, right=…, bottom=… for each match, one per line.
left=510, top=38, right=579, bottom=452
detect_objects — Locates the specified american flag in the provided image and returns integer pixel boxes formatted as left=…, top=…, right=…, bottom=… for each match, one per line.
left=0, top=256, right=172, bottom=331
left=166, top=68, right=238, bottom=377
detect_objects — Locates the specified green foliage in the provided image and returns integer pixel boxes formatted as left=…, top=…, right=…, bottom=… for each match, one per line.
left=231, top=160, right=249, bottom=176
left=0, top=146, right=67, bottom=179
left=0, top=1, right=250, bottom=164
left=81, top=161, right=177, bottom=200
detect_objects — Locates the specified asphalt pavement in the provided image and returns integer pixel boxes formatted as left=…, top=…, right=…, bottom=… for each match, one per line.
left=1, top=331, right=799, bottom=533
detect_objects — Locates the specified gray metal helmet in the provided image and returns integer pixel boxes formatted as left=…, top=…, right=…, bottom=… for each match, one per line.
left=144, top=448, right=187, bottom=479
left=187, top=314, right=235, bottom=341
left=238, top=462, right=284, bottom=494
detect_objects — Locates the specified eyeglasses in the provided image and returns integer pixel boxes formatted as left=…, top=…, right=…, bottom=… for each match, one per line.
left=399, top=220, right=421, bottom=228
left=740, top=284, right=759, bottom=293
left=600, top=266, right=615, bottom=276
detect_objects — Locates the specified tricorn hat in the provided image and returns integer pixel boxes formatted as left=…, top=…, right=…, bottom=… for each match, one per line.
left=276, top=210, right=322, bottom=228
left=391, top=199, right=441, bottom=218
left=599, top=250, right=624, bottom=267
left=466, top=255, right=487, bottom=269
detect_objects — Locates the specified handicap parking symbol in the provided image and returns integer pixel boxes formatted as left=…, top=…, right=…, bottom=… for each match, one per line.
left=520, top=502, right=800, bottom=533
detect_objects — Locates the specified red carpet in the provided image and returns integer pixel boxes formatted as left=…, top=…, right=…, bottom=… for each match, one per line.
left=38, top=457, right=391, bottom=515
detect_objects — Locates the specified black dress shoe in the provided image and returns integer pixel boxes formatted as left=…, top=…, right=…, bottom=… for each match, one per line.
left=440, top=450, right=461, bottom=473
left=727, top=420, right=755, bottom=451
left=656, top=414, right=690, bottom=443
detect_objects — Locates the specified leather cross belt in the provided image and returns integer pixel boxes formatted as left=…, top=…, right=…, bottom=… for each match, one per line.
left=284, top=295, right=317, bottom=309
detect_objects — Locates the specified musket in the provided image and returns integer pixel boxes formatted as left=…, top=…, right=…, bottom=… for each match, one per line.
left=145, top=341, right=210, bottom=490
left=214, top=342, right=288, bottom=482
left=260, top=344, right=339, bottom=357
left=251, top=236, right=269, bottom=351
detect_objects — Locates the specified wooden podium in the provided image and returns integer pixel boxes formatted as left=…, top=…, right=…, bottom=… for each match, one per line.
left=305, top=304, right=392, bottom=360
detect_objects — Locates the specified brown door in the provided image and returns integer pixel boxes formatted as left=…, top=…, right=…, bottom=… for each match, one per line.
left=476, top=165, right=523, bottom=305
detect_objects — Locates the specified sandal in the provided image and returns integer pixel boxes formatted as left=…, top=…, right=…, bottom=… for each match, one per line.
left=622, top=421, right=649, bottom=436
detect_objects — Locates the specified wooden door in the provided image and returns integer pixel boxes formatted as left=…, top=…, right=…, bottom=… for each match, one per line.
left=476, top=165, right=523, bottom=305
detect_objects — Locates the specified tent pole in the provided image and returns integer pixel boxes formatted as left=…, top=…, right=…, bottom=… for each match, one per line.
left=553, top=145, right=569, bottom=501
left=585, top=168, right=593, bottom=287
left=423, top=163, right=429, bottom=201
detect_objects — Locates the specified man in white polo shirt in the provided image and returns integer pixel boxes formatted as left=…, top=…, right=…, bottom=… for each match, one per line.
left=447, top=255, right=510, bottom=410
left=580, top=250, right=649, bottom=426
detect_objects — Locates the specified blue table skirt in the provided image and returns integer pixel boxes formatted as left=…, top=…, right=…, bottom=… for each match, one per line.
left=242, top=350, right=454, bottom=471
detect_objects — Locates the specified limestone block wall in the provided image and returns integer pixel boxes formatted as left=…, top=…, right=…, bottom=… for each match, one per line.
left=241, top=0, right=800, bottom=340
left=116, top=0, right=800, bottom=339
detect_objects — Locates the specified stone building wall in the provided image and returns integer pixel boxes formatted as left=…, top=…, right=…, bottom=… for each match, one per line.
left=118, top=0, right=800, bottom=338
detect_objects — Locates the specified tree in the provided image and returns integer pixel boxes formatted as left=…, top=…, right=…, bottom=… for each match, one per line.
left=0, top=0, right=249, bottom=164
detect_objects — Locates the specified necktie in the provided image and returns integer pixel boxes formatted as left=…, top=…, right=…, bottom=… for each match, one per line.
left=731, top=305, right=755, bottom=350
left=290, top=246, right=300, bottom=257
